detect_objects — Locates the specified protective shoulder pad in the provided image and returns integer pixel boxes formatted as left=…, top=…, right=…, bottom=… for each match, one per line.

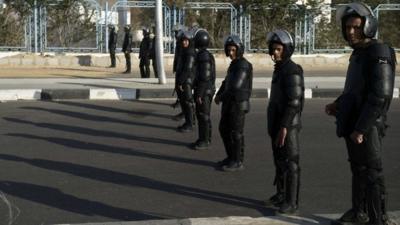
left=367, top=42, right=394, bottom=62
left=285, top=72, right=304, bottom=87
left=197, top=50, right=211, bottom=62
left=237, top=58, right=251, bottom=70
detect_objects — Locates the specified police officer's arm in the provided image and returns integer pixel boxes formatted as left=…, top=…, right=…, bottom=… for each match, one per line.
left=178, top=52, right=196, bottom=85
left=354, top=45, right=395, bottom=134
left=280, top=69, right=304, bottom=128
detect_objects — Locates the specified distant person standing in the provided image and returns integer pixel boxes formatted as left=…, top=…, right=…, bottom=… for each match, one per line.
left=150, top=31, right=159, bottom=78
left=108, top=24, right=117, bottom=68
left=171, top=26, right=186, bottom=121
left=122, top=25, right=133, bottom=74
left=139, top=27, right=152, bottom=78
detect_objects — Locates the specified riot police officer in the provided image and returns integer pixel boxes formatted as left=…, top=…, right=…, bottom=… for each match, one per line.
left=265, top=30, right=304, bottom=215
left=175, top=30, right=196, bottom=132
left=215, top=35, right=253, bottom=172
left=122, top=25, right=133, bottom=74
left=325, top=3, right=396, bottom=225
left=139, top=27, right=151, bottom=78
left=191, top=29, right=216, bottom=150
left=108, top=24, right=117, bottom=68
left=171, top=26, right=186, bottom=121
left=150, top=32, right=159, bottom=78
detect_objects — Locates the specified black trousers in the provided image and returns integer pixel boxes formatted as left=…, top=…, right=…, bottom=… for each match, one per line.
left=152, top=58, right=158, bottom=78
left=219, top=101, right=245, bottom=162
left=270, top=127, right=300, bottom=207
left=124, top=52, right=131, bottom=72
left=139, top=57, right=150, bottom=78
left=195, top=94, right=212, bottom=143
left=344, top=126, right=387, bottom=225
left=109, top=49, right=116, bottom=67
left=177, top=83, right=194, bottom=126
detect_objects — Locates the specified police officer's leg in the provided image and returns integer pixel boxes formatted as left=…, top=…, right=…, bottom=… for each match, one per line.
left=265, top=136, right=285, bottom=207
left=152, top=59, right=158, bottom=78
left=218, top=102, right=233, bottom=165
left=110, top=49, right=116, bottom=67
left=337, top=138, right=369, bottom=224
left=222, top=105, right=245, bottom=171
left=144, top=57, right=150, bottom=78
left=194, top=94, right=212, bottom=149
left=279, top=128, right=300, bottom=214
left=365, top=126, right=387, bottom=225
left=178, top=83, right=194, bottom=132
left=139, top=58, right=146, bottom=78
left=124, top=52, right=131, bottom=73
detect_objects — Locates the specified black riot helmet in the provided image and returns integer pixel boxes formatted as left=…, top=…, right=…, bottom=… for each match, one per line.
left=142, top=27, right=150, bottom=37
left=224, top=35, right=244, bottom=58
left=108, top=24, right=115, bottom=31
left=194, top=29, right=210, bottom=49
left=336, top=2, right=378, bottom=41
left=124, top=25, right=131, bottom=32
left=266, top=29, right=295, bottom=60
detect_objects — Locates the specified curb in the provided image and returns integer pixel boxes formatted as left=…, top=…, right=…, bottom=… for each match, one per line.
left=0, top=88, right=399, bottom=101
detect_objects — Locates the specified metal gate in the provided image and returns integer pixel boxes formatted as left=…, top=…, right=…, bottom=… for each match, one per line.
left=40, top=0, right=102, bottom=53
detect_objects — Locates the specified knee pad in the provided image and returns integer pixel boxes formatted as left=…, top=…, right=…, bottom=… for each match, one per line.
left=197, top=112, right=209, bottom=122
left=230, top=130, right=243, bottom=142
left=288, top=160, right=300, bottom=174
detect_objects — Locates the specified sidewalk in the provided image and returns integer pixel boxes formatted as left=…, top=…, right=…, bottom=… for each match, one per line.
left=54, top=212, right=400, bottom=225
left=0, top=64, right=398, bottom=101
left=0, top=76, right=398, bottom=101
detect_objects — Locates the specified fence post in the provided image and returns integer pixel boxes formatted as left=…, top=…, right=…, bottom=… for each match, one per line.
left=156, top=0, right=166, bottom=84
left=105, top=1, right=109, bottom=53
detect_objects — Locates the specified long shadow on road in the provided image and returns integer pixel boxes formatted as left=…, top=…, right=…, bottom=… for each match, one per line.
left=19, top=106, right=175, bottom=131
left=52, top=101, right=173, bottom=119
left=0, top=154, right=274, bottom=217
left=0, top=180, right=164, bottom=221
left=5, top=132, right=214, bottom=168
left=4, top=117, right=187, bottom=147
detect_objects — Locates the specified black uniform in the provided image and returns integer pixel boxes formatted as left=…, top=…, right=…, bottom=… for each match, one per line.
left=108, top=26, right=117, bottom=68
left=335, top=40, right=395, bottom=225
left=175, top=36, right=196, bottom=132
left=150, top=36, right=159, bottom=78
left=267, top=58, right=304, bottom=212
left=193, top=48, right=216, bottom=147
left=122, top=27, right=132, bottom=73
left=216, top=57, right=253, bottom=168
left=139, top=33, right=152, bottom=78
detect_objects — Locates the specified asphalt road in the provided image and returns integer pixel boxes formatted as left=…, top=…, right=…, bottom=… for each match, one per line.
left=0, top=99, right=398, bottom=225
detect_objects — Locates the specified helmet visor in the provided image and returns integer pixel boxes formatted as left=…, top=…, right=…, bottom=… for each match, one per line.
left=336, top=2, right=374, bottom=24
left=266, top=30, right=293, bottom=45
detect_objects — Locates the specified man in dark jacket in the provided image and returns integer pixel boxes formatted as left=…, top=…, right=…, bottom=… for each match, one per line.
left=325, top=3, right=396, bottom=225
left=265, top=29, right=304, bottom=215
left=122, top=25, right=132, bottom=74
left=108, top=24, right=117, bottom=68
left=150, top=33, right=159, bottom=78
left=175, top=31, right=196, bottom=132
left=191, top=29, right=216, bottom=150
left=139, top=27, right=151, bottom=78
left=215, top=35, right=253, bottom=172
